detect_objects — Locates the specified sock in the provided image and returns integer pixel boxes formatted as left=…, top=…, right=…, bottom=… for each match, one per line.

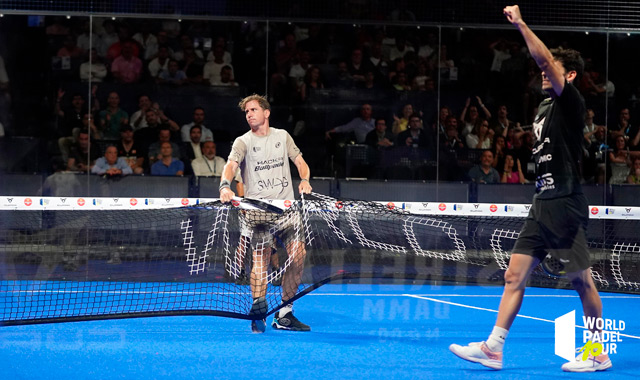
left=486, top=326, right=509, bottom=352
left=278, top=304, right=293, bottom=318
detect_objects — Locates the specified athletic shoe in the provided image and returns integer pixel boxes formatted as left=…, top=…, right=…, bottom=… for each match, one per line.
left=449, top=341, right=503, bottom=370
left=271, top=311, right=311, bottom=331
left=248, top=296, right=268, bottom=333
left=562, top=353, right=612, bottom=372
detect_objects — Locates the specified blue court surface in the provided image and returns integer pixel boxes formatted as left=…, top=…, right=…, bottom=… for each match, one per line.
left=1, top=283, right=638, bottom=380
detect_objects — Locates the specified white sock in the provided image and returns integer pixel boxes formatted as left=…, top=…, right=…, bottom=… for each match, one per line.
left=278, top=304, right=293, bottom=318
left=486, top=326, right=509, bottom=352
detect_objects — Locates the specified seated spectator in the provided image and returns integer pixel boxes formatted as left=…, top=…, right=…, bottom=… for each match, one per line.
left=151, top=142, right=184, bottom=176
left=365, top=118, right=394, bottom=149
left=300, top=66, right=324, bottom=102
left=67, top=130, right=99, bottom=172
left=136, top=107, right=181, bottom=149
left=608, top=135, right=640, bottom=184
left=191, top=141, right=226, bottom=177
left=203, top=44, right=234, bottom=86
left=627, top=157, right=640, bottom=184
left=325, top=103, right=374, bottom=144
left=129, top=95, right=154, bottom=131
left=392, top=103, right=414, bottom=136
left=98, top=91, right=129, bottom=140
left=147, top=127, right=181, bottom=166
left=111, top=41, right=142, bottom=84
left=132, top=22, right=158, bottom=61
left=180, top=46, right=205, bottom=84
left=211, top=65, right=238, bottom=86
left=466, top=119, right=494, bottom=149
left=439, top=115, right=468, bottom=182
left=492, top=104, right=516, bottom=138
left=57, top=35, right=84, bottom=58
left=180, top=107, right=213, bottom=142
left=148, top=45, right=170, bottom=79
left=582, top=109, right=602, bottom=146
left=397, top=113, right=432, bottom=149
left=56, top=91, right=88, bottom=162
left=392, top=71, right=411, bottom=91
left=460, top=96, right=492, bottom=138
left=500, top=153, right=526, bottom=184
left=79, top=48, right=107, bottom=82
left=333, top=60, right=354, bottom=89
left=91, top=145, right=133, bottom=176
left=182, top=125, right=204, bottom=168
left=468, top=150, right=500, bottom=183
left=492, top=135, right=507, bottom=170
left=115, top=125, right=145, bottom=175
left=157, top=59, right=187, bottom=85
left=584, top=126, right=608, bottom=184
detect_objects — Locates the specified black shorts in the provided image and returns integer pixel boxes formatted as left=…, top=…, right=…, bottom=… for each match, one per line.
left=512, top=194, right=591, bottom=273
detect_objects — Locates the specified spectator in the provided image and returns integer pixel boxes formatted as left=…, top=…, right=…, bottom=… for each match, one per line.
left=98, top=91, right=129, bottom=140
left=98, top=19, right=119, bottom=59
left=492, top=135, right=507, bottom=170
left=347, top=48, right=370, bottom=84
left=397, top=113, right=431, bottom=149
left=368, top=43, right=388, bottom=78
left=191, top=141, right=226, bottom=177
left=389, top=35, right=415, bottom=62
left=584, top=126, right=608, bottom=184
left=148, top=45, right=170, bottom=79
left=610, top=108, right=632, bottom=140
left=500, top=153, right=526, bottom=184
left=365, top=118, right=394, bottom=149
left=468, top=150, right=500, bottom=183
left=392, top=71, right=411, bottom=91
left=129, top=95, right=154, bottom=131
left=582, top=108, right=602, bottom=145
left=211, top=65, right=238, bottom=86
left=203, top=43, right=234, bottom=86
left=67, top=130, right=99, bottom=172
left=333, top=60, right=354, bottom=89
left=182, top=125, right=203, bottom=162
left=627, top=157, right=640, bottom=184
left=132, top=22, right=158, bottom=61
left=205, top=37, right=233, bottom=63
left=180, top=46, right=205, bottom=84
left=91, top=145, right=133, bottom=176
left=157, top=59, right=187, bottom=85
left=136, top=107, right=180, bottom=148
left=57, top=35, right=84, bottom=58
left=460, top=96, right=492, bottom=138
left=56, top=91, right=86, bottom=161
left=299, top=66, right=324, bottom=102
left=392, top=103, right=414, bottom=136
left=151, top=142, right=184, bottom=176
left=325, top=103, right=375, bottom=144
left=466, top=119, right=494, bottom=149
left=439, top=121, right=467, bottom=181
left=492, top=104, right=517, bottom=138
left=79, top=48, right=107, bottom=83
left=608, top=135, right=640, bottom=184
left=148, top=127, right=181, bottom=166
left=76, top=20, right=99, bottom=55
left=111, top=41, right=143, bottom=84
left=115, top=125, right=145, bottom=175
left=181, top=107, right=213, bottom=142
left=289, top=51, right=311, bottom=95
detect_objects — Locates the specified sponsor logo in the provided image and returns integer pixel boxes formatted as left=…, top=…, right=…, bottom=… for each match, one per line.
left=490, top=204, right=498, bottom=212
left=626, top=208, right=632, bottom=213
left=473, top=204, right=480, bottom=209
left=422, top=203, right=429, bottom=208
left=113, top=198, right=119, bottom=203
left=181, top=198, right=189, bottom=206
left=555, top=311, right=625, bottom=362
left=606, top=208, right=615, bottom=215
left=335, top=201, right=344, bottom=209
left=130, top=198, right=138, bottom=206
left=60, top=198, right=67, bottom=203
left=275, top=142, right=281, bottom=149
left=591, top=207, right=599, bottom=215
left=24, top=198, right=32, bottom=206
left=93, top=199, right=102, bottom=206
left=525, top=205, right=531, bottom=210
left=231, top=199, right=240, bottom=207
left=40, top=199, right=50, bottom=206
left=387, top=202, right=395, bottom=210
left=284, top=200, right=292, bottom=208
left=252, top=146, right=261, bottom=152
left=165, top=198, right=171, bottom=203
left=438, top=203, right=446, bottom=211
left=505, top=205, right=514, bottom=212
left=77, top=198, right=85, bottom=206
left=402, top=203, right=412, bottom=210
left=6, top=198, right=13, bottom=203
left=454, top=204, right=463, bottom=211
left=145, top=199, right=153, bottom=205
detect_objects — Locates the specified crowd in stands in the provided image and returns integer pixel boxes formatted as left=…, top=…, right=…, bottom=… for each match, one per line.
left=1, top=15, right=640, bottom=185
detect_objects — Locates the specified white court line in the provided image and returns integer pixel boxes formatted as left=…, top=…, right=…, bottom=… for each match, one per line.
left=405, top=294, right=640, bottom=340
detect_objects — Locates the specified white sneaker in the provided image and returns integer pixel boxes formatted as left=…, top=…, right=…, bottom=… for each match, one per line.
left=561, top=353, right=612, bottom=372
left=449, top=341, right=503, bottom=370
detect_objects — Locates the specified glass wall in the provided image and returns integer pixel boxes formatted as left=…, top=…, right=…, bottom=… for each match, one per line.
left=0, top=12, right=636, bottom=203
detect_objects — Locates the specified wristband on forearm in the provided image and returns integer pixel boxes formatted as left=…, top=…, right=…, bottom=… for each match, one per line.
left=301, top=178, right=309, bottom=182
left=219, top=179, right=231, bottom=191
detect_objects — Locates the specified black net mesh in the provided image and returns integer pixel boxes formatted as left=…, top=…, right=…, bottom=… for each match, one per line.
left=1, top=193, right=639, bottom=326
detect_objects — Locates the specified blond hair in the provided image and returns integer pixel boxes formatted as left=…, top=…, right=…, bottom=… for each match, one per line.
left=238, top=94, right=271, bottom=112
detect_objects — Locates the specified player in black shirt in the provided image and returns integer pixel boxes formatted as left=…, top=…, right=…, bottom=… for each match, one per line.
left=450, top=5, right=611, bottom=373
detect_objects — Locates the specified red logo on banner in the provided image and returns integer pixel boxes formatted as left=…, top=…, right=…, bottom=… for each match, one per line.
left=335, top=201, right=344, bottom=209
left=77, top=198, right=85, bottom=206
left=387, top=202, right=395, bottom=210
left=181, top=198, right=189, bottom=206
left=284, top=200, right=292, bottom=208
left=231, top=199, right=240, bottom=207
left=24, top=198, right=32, bottom=206
left=130, top=198, right=138, bottom=206
left=438, top=203, right=446, bottom=211
left=591, top=207, right=599, bottom=215
left=490, top=204, right=498, bottom=212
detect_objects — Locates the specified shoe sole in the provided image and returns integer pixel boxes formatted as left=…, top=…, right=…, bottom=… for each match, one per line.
left=449, top=344, right=502, bottom=370
left=271, top=322, right=311, bottom=332
left=562, top=360, right=612, bottom=372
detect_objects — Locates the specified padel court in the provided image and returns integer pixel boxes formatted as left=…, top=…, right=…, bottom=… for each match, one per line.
left=1, top=282, right=639, bottom=379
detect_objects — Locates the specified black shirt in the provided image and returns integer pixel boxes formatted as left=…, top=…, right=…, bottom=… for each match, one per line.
left=532, top=82, right=585, bottom=199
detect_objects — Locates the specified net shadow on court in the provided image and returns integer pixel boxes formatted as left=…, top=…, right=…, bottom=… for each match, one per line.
left=1, top=283, right=638, bottom=380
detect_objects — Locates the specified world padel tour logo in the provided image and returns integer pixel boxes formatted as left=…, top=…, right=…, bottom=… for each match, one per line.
left=555, top=310, right=625, bottom=362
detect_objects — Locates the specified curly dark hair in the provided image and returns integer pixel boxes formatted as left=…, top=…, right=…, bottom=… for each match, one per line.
left=550, top=48, right=584, bottom=78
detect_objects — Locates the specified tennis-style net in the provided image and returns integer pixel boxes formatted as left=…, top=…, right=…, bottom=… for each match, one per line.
left=1, top=193, right=638, bottom=325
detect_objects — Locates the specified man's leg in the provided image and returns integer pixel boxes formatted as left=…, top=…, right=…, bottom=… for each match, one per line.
left=561, top=268, right=611, bottom=372
left=450, top=253, right=539, bottom=370
left=248, top=239, right=270, bottom=333
left=272, top=240, right=310, bottom=331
